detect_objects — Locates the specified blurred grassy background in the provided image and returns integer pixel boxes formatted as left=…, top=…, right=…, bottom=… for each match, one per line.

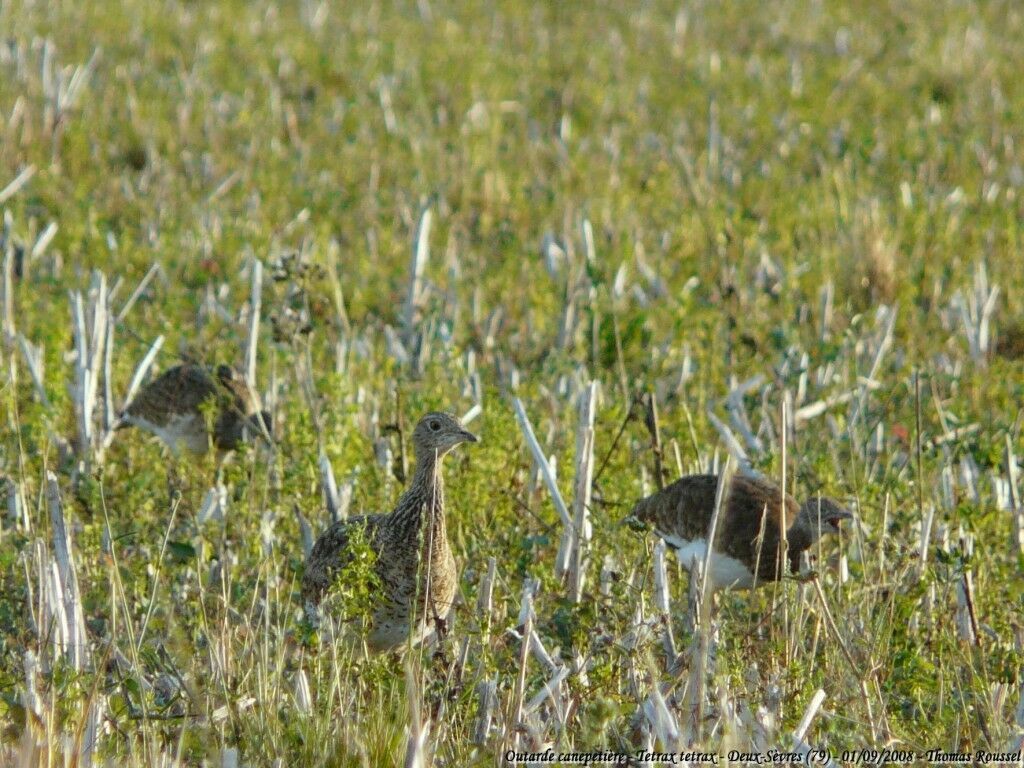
left=1, top=0, right=1023, bottom=764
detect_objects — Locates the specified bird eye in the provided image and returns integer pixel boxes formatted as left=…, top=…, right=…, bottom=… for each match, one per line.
left=428, top=419, right=441, bottom=432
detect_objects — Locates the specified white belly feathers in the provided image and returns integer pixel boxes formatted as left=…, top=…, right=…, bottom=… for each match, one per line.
left=658, top=531, right=755, bottom=590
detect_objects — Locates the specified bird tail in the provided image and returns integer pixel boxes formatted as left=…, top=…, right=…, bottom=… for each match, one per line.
left=628, top=493, right=652, bottom=520
left=619, top=497, right=652, bottom=531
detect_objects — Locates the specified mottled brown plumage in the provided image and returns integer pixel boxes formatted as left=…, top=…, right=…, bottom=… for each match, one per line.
left=302, top=411, right=477, bottom=653
left=118, top=364, right=271, bottom=455
left=632, top=473, right=851, bottom=590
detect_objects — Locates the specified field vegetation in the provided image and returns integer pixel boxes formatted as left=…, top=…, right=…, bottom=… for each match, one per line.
left=1, top=0, right=1023, bottom=765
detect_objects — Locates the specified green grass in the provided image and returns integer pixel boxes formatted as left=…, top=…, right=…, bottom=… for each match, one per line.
left=2, top=0, right=1023, bottom=764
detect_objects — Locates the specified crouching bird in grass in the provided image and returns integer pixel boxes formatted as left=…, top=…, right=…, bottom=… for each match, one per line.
left=301, top=412, right=478, bottom=653
left=631, top=473, right=852, bottom=593
left=114, top=363, right=273, bottom=458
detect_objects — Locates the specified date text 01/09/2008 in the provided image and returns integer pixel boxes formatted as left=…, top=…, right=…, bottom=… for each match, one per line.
left=841, top=749, right=1023, bottom=765
left=502, top=749, right=1023, bottom=766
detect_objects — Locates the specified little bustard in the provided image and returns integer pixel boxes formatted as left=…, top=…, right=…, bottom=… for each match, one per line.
left=115, top=363, right=272, bottom=456
left=631, top=473, right=851, bottom=592
left=302, top=411, right=477, bottom=653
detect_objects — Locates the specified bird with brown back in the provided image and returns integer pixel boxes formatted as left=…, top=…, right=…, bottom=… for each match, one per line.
left=631, top=473, right=852, bottom=592
left=302, top=411, right=477, bottom=653
left=116, top=363, right=272, bottom=457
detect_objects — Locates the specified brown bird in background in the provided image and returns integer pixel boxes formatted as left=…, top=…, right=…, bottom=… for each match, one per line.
left=302, top=411, right=477, bottom=653
left=116, top=363, right=272, bottom=456
left=631, top=473, right=852, bottom=592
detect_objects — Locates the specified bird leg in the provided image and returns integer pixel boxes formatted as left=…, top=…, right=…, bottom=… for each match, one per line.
left=430, top=612, right=451, bottom=667
left=166, top=462, right=184, bottom=509
left=432, top=612, right=450, bottom=642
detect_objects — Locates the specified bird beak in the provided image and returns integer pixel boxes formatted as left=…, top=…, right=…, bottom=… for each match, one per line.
left=832, top=509, right=854, bottom=529
left=459, top=429, right=479, bottom=444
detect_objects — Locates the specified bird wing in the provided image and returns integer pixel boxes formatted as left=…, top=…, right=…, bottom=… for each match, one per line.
left=301, top=514, right=383, bottom=608
left=729, top=475, right=796, bottom=527
left=122, top=364, right=217, bottom=425
left=719, top=475, right=798, bottom=582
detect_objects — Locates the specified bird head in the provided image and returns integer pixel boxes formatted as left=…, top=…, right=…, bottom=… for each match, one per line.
left=412, top=411, right=478, bottom=458
left=215, top=364, right=239, bottom=385
left=796, top=496, right=853, bottom=541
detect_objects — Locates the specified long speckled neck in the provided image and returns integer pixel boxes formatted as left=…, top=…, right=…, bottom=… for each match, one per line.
left=391, top=448, right=447, bottom=547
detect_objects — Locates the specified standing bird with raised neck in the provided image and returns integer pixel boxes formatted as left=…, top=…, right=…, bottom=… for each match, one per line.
left=115, top=363, right=272, bottom=457
left=302, top=411, right=478, bottom=653
left=631, top=473, right=852, bottom=592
